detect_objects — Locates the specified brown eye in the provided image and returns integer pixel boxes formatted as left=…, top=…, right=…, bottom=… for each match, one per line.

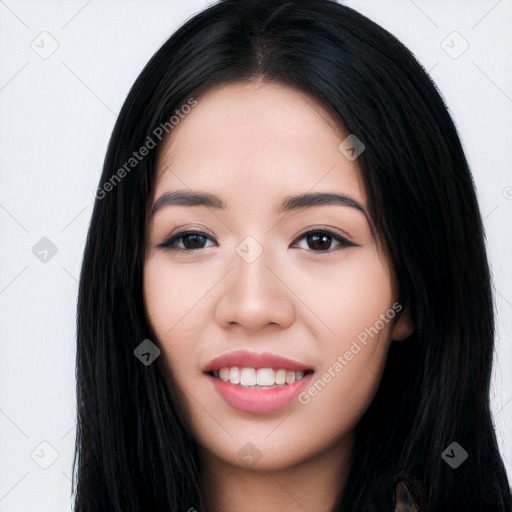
left=157, top=231, right=216, bottom=252
left=293, top=230, right=357, bottom=253
left=157, top=229, right=357, bottom=254
left=305, top=232, right=332, bottom=251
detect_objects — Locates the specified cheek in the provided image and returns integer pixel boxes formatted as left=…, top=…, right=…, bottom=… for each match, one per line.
left=294, top=248, right=395, bottom=419
left=298, top=246, right=395, bottom=342
left=143, top=255, right=207, bottom=371
left=295, top=344, right=387, bottom=451
left=143, top=252, right=216, bottom=329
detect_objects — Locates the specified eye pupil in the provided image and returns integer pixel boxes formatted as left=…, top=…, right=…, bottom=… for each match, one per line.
left=307, top=232, right=331, bottom=251
left=183, top=233, right=207, bottom=249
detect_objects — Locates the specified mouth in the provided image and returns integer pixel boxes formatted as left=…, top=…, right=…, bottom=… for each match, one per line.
left=203, top=351, right=315, bottom=413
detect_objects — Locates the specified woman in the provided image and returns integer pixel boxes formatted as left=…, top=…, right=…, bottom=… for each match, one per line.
left=74, top=1, right=511, bottom=510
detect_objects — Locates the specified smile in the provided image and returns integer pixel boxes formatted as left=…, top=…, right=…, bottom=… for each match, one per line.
left=210, top=366, right=311, bottom=388
left=203, top=350, right=315, bottom=413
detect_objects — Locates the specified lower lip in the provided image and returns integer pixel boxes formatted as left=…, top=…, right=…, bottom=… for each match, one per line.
left=207, top=372, right=314, bottom=413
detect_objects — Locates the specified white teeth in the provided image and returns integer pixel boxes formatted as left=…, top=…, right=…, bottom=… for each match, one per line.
left=256, top=368, right=274, bottom=386
left=213, top=366, right=309, bottom=388
left=240, top=367, right=257, bottom=386
left=219, top=367, right=230, bottom=382
left=285, top=370, right=296, bottom=384
left=229, top=366, right=240, bottom=384
left=275, top=369, right=286, bottom=385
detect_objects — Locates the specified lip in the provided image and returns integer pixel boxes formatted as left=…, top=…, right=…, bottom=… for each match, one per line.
left=203, top=350, right=314, bottom=414
left=203, top=350, right=313, bottom=373
left=207, top=372, right=314, bottom=413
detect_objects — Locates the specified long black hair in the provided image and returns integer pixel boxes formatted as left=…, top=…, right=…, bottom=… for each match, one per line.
left=73, top=1, right=511, bottom=510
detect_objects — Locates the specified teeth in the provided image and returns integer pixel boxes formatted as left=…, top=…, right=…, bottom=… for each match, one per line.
left=240, top=367, right=257, bottom=386
left=213, top=366, right=309, bottom=388
left=256, top=368, right=274, bottom=386
left=275, top=369, right=286, bottom=385
left=229, top=366, right=240, bottom=384
left=219, top=367, right=230, bottom=382
left=285, top=370, right=295, bottom=384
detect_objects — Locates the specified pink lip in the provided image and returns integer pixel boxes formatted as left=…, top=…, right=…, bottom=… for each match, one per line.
left=207, top=372, right=314, bottom=413
left=203, top=350, right=314, bottom=414
left=203, top=350, right=312, bottom=372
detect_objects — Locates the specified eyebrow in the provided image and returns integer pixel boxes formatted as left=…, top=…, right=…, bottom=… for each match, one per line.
left=151, top=190, right=368, bottom=218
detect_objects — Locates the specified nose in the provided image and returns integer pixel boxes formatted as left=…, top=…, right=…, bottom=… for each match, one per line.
left=214, top=242, right=296, bottom=332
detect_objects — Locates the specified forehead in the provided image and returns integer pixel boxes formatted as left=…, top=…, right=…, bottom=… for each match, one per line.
left=154, top=81, right=365, bottom=209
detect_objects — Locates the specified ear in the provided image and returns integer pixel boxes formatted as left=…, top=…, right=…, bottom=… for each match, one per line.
left=390, top=303, right=414, bottom=341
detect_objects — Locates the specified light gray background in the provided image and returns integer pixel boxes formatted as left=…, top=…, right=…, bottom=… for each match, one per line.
left=0, top=1, right=511, bottom=510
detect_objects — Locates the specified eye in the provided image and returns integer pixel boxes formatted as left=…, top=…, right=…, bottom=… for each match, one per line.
left=157, top=231, right=216, bottom=252
left=157, top=229, right=358, bottom=254
left=292, top=229, right=358, bottom=253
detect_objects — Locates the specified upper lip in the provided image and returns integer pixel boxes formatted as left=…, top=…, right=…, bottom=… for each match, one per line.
left=204, top=350, right=313, bottom=373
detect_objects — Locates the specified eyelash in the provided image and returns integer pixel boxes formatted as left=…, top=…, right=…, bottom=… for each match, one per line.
left=156, top=229, right=358, bottom=255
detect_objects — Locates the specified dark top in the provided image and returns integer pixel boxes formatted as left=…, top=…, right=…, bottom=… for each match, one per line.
left=393, top=480, right=419, bottom=511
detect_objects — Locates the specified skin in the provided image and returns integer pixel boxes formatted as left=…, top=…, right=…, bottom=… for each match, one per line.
left=143, top=80, right=414, bottom=512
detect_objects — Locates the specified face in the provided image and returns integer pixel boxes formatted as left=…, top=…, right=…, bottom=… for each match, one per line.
left=143, top=81, right=413, bottom=472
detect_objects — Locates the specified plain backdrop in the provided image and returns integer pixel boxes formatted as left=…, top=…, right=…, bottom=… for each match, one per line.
left=0, top=1, right=511, bottom=510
